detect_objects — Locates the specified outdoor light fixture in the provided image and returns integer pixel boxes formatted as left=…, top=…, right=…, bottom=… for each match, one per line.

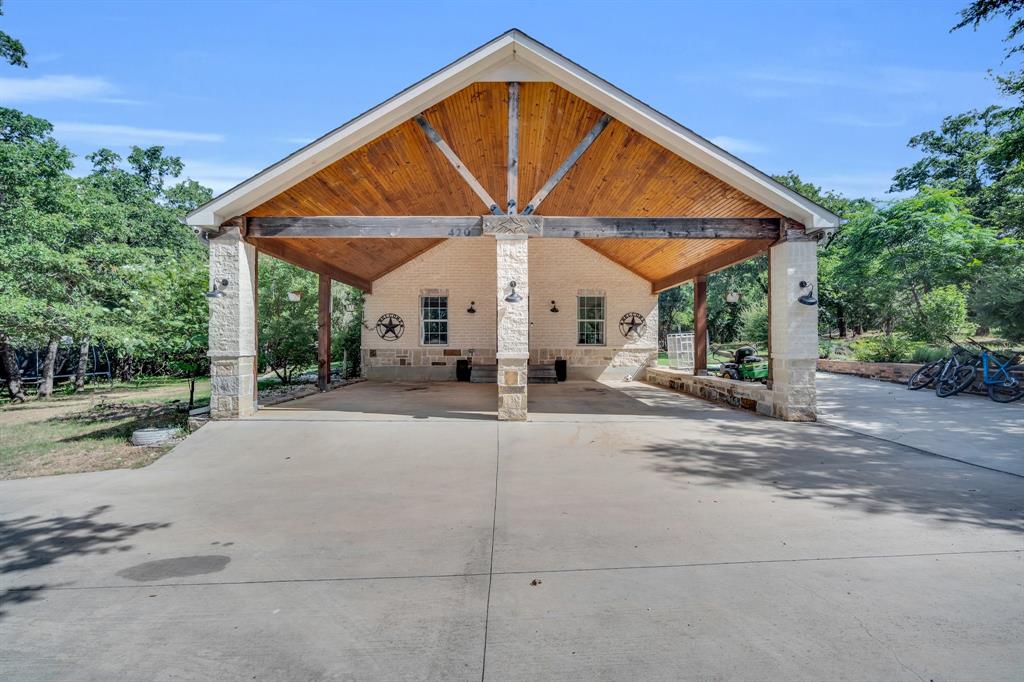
left=205, top=278, right=229, bottom=299
left=797, top=280, right=818, bottom=306
left=725, top=291, right=742, bottom=304
left=504, top=281, right=523, bottom=303
left=467, top=301, right=476, bottom=313
left=287, top=290, right=303, bottom=302
left=550, top=300, right=559, bottom=313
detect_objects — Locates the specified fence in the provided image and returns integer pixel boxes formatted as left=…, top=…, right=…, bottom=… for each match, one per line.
left=666, top=333, right=694, bottom=372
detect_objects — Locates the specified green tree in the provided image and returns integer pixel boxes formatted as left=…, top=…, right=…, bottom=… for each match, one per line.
left=837, top=188, right=996, bottom=335
left=900, top=284, right=972, bottom=342
left=258, top=258, right=319, bottom=384
left=970, top=243, right=1024, bottom=340
left=0, top=1, right=26, bottom=68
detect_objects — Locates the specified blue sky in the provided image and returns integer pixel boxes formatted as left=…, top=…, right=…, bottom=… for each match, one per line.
left=1, top=0, right=1013, bottom=199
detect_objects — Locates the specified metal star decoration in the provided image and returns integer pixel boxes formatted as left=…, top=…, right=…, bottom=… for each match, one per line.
left=376, top=313, right=405, bottom=341
left=619, top=312, right=647, bottom=339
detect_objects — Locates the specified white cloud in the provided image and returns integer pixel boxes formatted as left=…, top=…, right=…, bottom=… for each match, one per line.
left=708, top=135, right=768, bottom=155
left=738, top=65, right=984, bottom=98
left=813, top=172, right=902, bottom=198
left=53, top=122, right=224, bottom=146
left=180, top=160, right=260, bottom=194
left=0, top=74, right=132, bottom=103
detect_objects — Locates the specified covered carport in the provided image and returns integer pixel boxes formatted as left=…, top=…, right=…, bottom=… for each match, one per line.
left=187, top=30, right=839, bottom=422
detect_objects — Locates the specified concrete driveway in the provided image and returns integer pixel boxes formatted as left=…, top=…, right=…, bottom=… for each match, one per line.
left=1, top=381, right=1021, bottom=680
left=817, top=371, right=1024, bottom=477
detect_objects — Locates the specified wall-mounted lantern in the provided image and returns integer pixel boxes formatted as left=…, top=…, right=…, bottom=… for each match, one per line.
left=205, top=278, right=229, bottom=299
left=504, top=281, right=523, bottom=303
left=797, top=280, right=818, bottom=306
left=467, top=301, right=476, bottom=313
left=550, top=300, right=559, bottom=313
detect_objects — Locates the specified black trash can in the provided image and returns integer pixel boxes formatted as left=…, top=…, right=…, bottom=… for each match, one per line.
left=456, top=359, right=471, bottom=382
left=554, top=358, right=567, bottom=382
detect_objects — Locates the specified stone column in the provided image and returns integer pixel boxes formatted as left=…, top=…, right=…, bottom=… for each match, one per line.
left=768, top=232, right=818, bottom=421
left=496, top=234, right=529, bottom=421
left=208, top=225, right=257, bottom=419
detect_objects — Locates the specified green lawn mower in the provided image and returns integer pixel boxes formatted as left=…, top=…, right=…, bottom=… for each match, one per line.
left=713, top=345, right=769, bottom=383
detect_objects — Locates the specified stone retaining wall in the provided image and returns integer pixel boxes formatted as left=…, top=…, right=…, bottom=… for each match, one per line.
left=645, top=367, right=775, bottom=417
left=817, top=359, right=922, bottom=384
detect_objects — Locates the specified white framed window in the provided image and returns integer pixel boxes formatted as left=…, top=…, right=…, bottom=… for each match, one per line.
left=420, top=295, right=448, bottom=345
left=577, top=295, right=605, bottom=345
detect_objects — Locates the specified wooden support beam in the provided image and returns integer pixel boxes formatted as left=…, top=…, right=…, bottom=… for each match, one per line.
left=651, top=239, right=772, bottom=293
left=247, top=215, right=779, bottom=240
left=694, top=275, right=708, bottom=376
left=414, top=114, right=503, bottom=216
left=247, top=216, right=482, bottom=238
left=507, top=82, right=519, bottom=214
left=317, top=274, right=331, bottom=392
left=521, top=113, right=611, bottom=215
left=248, top=237, right=373, bottom=293
left=248, top=216, right=483, bottom=238
left=542, top=216, right=780, bottom=240
left=253, top=249, right=260, bottom=403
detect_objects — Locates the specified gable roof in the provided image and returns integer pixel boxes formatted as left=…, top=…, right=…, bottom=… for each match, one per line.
left=186, top=29, right=840, bottom=234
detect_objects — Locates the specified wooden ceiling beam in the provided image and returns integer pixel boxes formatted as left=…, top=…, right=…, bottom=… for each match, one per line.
left=249, top=237, right=374, bottom=293
left=247, top=215, right=780, bottom=240
left=542, top=216, right=779, bottom=239
left=651, top=239, right=772, bottom=293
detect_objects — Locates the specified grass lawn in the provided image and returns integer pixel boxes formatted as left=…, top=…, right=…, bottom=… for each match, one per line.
left=0, top=377, right=210, bottom=480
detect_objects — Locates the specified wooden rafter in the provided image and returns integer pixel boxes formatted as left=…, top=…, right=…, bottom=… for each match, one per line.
left=650, top=239, right=771, bottom=293
left=247, top=215, right=780, bottom=240
left=414, top=114, right=503, bottom=216
left=521, top=113, right=611, bottom=215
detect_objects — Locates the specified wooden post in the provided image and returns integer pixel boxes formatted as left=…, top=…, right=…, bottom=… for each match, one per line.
left=317, top=274, right=331, bottom=391
left=507, top=81, right=519, bottom=214
left=253, top=250, right=260, bottom=403
left=765, top=255, right=772, bottom=388
left=694, top=275, right=708, bottom=375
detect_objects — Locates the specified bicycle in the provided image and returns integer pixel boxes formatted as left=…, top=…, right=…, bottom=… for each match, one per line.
left=908, top=357, right=944, bottom=390
left=967, top=338, right=1024, bottom=403
left=933, top=340, right=978, bottom=398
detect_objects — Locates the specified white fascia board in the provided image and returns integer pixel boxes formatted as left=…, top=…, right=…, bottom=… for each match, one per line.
left=509, top=34, right=840, bottom=232
left=187, top=35, right=519, bottom=229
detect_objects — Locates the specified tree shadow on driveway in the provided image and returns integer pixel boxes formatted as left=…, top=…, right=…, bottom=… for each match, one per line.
left=636, top=418, right=1024, bottom=535
left=0, top=505, right=170, bottom=619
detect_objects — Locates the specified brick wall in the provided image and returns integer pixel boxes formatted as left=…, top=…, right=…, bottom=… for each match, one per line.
left=361, top=237, right=658, bottom=380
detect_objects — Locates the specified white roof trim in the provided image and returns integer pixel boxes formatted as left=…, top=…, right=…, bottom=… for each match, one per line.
left=187, top=29, right=840, bottom=233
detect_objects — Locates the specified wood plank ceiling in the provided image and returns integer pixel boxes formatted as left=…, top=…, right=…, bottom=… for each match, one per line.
left=246, top=82, right=780, bottom=289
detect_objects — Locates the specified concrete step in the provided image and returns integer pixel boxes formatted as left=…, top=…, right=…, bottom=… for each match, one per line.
left=528, top=364, right=558, bottom=384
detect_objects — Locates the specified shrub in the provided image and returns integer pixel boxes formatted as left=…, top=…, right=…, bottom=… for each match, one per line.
left=909, top=344, right=949, bottom=363
left=970, top=259, right=1024, bottom=342
left=851, top=333, right=913, bottom=363
left=902, top=285, right=972, bottom=343
left=739, top=301, right=768, bottom=344
left=818, top=340, right=833, bottom=359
